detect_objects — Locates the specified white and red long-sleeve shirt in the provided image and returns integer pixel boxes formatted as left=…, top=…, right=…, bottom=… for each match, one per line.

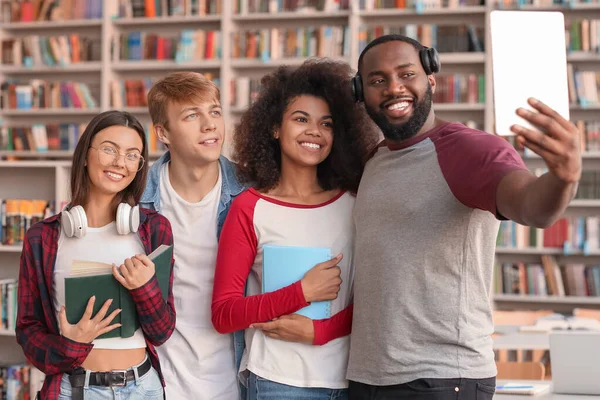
left=212, top=188, right=355, bottom=389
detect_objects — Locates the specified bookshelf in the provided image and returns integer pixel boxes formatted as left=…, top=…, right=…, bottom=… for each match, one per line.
left=0, top=0, right=599, bottom=375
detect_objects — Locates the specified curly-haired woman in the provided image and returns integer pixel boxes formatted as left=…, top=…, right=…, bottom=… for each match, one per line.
left=211, top=59, right=380, bottom=399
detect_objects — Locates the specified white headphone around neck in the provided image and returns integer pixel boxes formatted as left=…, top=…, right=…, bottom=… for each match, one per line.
left=61, top=203, right=140, bottom=238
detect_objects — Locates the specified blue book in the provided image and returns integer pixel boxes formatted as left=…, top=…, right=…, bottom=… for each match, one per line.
left=262, top=245, right=332, bottom=320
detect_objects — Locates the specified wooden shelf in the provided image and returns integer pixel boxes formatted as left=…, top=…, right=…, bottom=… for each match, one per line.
left=233, top=11, right=350, bottom=21
left=0, top=19, right=102, bottom=30
left=580, top=152, right=600, bottom=159
left=112, top=60, right=221, bottom=71
left=359, top=6, right=486, bottom=17
left=499, top=3, right=600, bottom=12
left=496, top=247, right=564, bottom=256
left=494, top=294, right=600, bottom=305
left=439, top=52, right=485, bottom=64
left=569, top=199, right=600, bottom=208
left=230, top=106, right=247, bottom=114
left=0, top=150, right=164, bottom=160
left=435, top=103, right=485, bottom=111
left=524, top=151, right=600, bottom=161
left=570, top=104, right=600, bottom=111
left=0, top=62, right=102, bottom=74
left=0, top=150, right=75, bottom=159
left=0, top=160, right=71, bottom=167
left=523, top=151, right=600, bottom=171
left=0, top=245, right=22, bottom=253
left=122, top=107, right=150, bottom=114
left=113, top=15, right=221, bottom=26
left=495, top=247, right=600, bottom=267
left=0, top=108, right=102, bottom=116
left=231, top=56, right=350, bottom=69
left=568, top=52, right=600, bottom=63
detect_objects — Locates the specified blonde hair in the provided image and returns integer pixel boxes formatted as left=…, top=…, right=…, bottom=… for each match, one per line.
left=147, top=71, right=220, bottom=129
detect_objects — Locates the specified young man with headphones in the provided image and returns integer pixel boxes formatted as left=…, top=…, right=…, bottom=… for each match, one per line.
left=16, top=110, right=175, bottom=400
left=140, top=72, right=246, bottom=400
left=346, top=35, right=582, bottom=399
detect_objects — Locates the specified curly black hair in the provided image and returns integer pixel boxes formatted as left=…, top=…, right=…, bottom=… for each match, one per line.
left=233, top=58, right=380, bottom=193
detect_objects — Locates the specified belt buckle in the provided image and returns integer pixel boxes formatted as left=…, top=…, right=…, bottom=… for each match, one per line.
left=110, top=370, right=128, bottom=387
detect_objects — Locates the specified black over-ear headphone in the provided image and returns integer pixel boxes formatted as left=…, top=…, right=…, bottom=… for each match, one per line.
left=352, top=46, right=441, bottom=103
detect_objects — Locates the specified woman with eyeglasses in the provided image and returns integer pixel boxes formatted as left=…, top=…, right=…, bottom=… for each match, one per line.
left=15, top=111, right=176, bottom=400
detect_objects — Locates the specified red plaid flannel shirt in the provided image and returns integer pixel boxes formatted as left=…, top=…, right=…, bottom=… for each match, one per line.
left=15, top=208, right=176, bottom=400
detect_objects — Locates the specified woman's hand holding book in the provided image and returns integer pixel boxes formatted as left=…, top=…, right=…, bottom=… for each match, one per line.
left=59, top=296, right=122, bottom=343
left=112, top=254, right=156, bottom=291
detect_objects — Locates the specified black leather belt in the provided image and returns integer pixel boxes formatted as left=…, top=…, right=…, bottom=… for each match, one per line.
left=68, top=357, right=152, bottom=400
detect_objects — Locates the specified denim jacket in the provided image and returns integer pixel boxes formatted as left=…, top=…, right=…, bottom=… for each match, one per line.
left=140, top=151, right=248, bottom=397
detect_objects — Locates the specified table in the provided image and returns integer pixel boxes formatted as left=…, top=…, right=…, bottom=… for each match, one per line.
left=494, top=325, right=522, bottom=335
left=496, top=380, right=600, bottom=399
left=492, top=333, right=549, bottom=350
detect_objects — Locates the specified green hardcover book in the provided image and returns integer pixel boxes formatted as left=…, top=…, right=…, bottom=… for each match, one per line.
left=64, top=244, right=173, bottom=340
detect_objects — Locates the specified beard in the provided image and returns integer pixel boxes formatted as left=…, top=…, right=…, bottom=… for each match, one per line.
left=366, top=84, right=433, bottom=142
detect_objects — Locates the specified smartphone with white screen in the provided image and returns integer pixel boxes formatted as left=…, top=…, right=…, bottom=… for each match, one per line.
left=490, top=10, right=570, bottom=136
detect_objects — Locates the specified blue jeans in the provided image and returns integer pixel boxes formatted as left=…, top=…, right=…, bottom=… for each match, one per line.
left=58, top=364, right=163, bottom=400
left=247, top=372, right=348, bottom=400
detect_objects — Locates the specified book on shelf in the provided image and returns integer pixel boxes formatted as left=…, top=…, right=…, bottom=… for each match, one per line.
left=574, top=171, right=600, bottom=200
left=1, top=34, right=101, bottom=67
left=115, top=30, right=221, bottom=62
left=0, top=80, right=97, bottom=110
left=567, top=66, right=599, bottom=107
left=65, top=244, right=173, bottom=339
left=518, top=122, right=600, bottom=154
left=495, top=0, right=600, bottom=8
left=143, top=124, right=167, bottom=154
left=497, top=213, right=600, bottom=252
left=0, top=363, right=45, bottom=400
left=0, top=199, right=54, bottom=246
left=566, top=19, right=600, bottom=54
left=111, top=79, right=154, bottom=109
left=575, top=120, right=600, bottom=152
left=230, top=77, right=262, bottom=109
left=0, top=123, right=87, bottom=152
left=231, top=26, right=350, bottom=61
left=0, top=0, right=102, bottom=23
left=0, top=279, right=17, bottom=332
left=0, top=364, right=25, bottom=398
left=432, top=74, right=485, bottom=104
left=494, top=256, right=600, bottom=298
left=359, top=25, right=484, bottom=53
left=116, top=0, right=222, bottom=18
left=111, top=74, right=219, bottom=109
left=234, top=0, right=350, bottom=13
left=0, top=122, right=166, bottom=155
left=361, top=0, right=484, bottom=10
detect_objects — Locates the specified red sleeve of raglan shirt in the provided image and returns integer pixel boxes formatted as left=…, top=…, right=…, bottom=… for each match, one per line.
left=433, top=124, right=529, bottom=217
left=211, top=191, right=309, bottom=334
left=313, top=304, right=353, bottom=346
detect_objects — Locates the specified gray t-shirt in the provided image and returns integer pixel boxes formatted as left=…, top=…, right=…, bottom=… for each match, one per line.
left=347, top=122, right=528, bottom=386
